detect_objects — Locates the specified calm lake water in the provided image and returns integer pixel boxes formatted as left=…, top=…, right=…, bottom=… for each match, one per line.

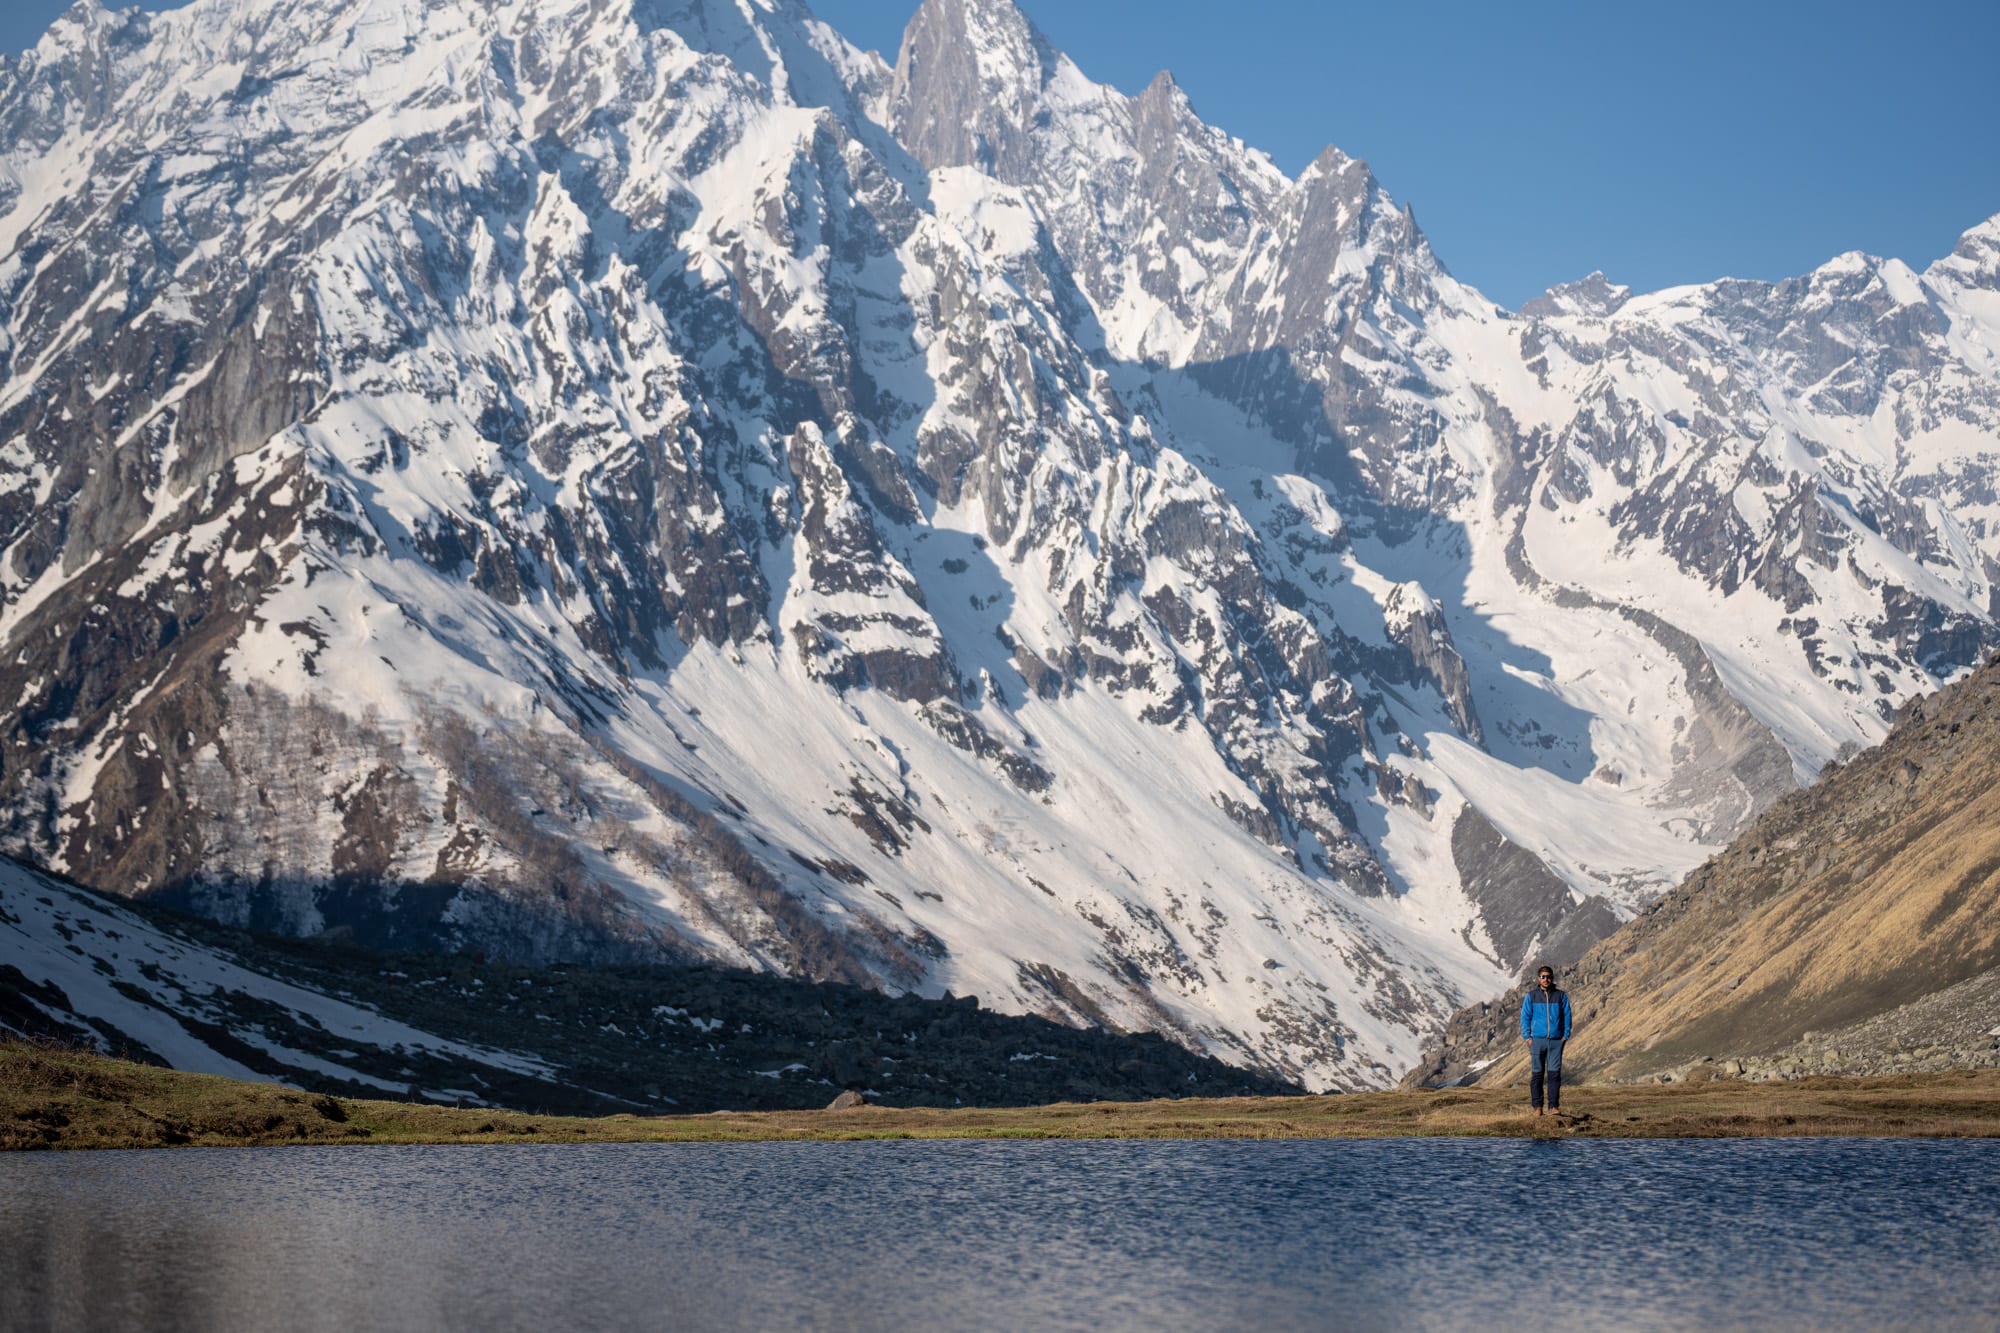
left=3, top=1138, right=1996, bottom=1331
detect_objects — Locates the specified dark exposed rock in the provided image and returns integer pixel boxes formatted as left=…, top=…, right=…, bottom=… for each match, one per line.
left=1449, top=806, right=1615, bottom=972
left=1381, top=584, right=1481, bottom=743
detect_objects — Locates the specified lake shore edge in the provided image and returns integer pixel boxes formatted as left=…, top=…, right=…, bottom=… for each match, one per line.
left=8, top=1042, right=1999, bottom=1150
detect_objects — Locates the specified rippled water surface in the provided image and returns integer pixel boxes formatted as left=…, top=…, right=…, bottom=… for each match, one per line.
left=3, top=1138, right=1997, bottom=1331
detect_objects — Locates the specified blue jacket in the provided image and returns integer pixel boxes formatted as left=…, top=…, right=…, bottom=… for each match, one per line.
left=1520, top=986, right=1572, bottom=1040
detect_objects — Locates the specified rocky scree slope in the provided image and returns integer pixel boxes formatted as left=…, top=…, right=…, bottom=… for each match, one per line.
left=2, top=0, right=1999, bottom=1088
left=1404, top=651, right=2000, bottom=1088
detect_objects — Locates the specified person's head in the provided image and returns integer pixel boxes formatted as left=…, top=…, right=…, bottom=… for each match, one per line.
left=1536, top=966, right=1555, bottom=989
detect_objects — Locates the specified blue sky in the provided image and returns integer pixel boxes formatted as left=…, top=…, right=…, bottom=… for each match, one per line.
left=7, top=0, right=1997, bottom=308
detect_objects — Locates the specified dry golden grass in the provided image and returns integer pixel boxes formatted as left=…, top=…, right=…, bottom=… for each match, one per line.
left=1458, top=672, right=2000, bottom=1090
left=7, top=1041, right=1999, bottom=1150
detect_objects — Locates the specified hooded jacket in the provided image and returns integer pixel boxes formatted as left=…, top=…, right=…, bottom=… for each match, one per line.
left=1519, top=985, right=1572, bottom=1040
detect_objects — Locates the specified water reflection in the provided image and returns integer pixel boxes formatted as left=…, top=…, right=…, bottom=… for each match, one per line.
left=3, top=1138, right=1997, bottom=1332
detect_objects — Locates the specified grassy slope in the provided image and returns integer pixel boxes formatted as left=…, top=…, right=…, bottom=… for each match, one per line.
left=8, top=1041, right=2000, bottom=1149
left=1407, top=658, right=2000, bottom=1089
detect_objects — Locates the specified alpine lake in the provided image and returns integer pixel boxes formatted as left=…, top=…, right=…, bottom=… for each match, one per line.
left=4, top=1137, right=1996, bottom=1331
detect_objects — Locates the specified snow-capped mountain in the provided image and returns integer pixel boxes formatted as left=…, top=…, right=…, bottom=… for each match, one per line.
left=2, top=0, right=1996, bottom=1089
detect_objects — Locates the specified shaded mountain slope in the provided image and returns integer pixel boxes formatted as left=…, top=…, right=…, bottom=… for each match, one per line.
left=1405, top=652, right=2000, bottom=1087
left=1, top=855, right=1295, bottom=1111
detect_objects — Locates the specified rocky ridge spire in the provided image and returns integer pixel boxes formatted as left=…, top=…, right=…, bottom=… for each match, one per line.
left=890, top=0, right=1063, bottom=178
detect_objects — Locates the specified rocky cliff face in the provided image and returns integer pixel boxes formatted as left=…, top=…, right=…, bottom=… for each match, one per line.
left=1405, top=650, right=2000, bottom=1088
left=2, top=0, right=1998, bottom=1089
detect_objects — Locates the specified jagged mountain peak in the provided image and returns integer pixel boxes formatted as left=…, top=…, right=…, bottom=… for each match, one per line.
left=895, top=0, right=1061, bottom=99
left=1288, top=145, right=1431, bottom=253
left=0, top=0, right=151, bottom=143
left=1302, top=141, right=1366, bottom=178
left=1129, top=67, right=1192, bottom=133
left=900, top=0, right=1044, bottom=51
left=1953, top=210, right=2000, bottom=248
left=1521, top=270, right=1632, bottom=319
left=1129, top=67, right=1200, bottom=146
left=1932, top=210, right=2000, bottom=288
left=890, top=0, right=1082, bottom=178
left=28, top=0, right=99, bottom=38
left=31, top=0, right=136, bottom=46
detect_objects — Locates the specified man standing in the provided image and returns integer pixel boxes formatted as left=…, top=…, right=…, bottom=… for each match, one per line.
left=1519, top=965, right=1573, bottom=1116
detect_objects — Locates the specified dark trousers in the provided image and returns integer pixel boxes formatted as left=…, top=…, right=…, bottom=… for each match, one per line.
left=1529, top=1038, right=1564, bottom=1109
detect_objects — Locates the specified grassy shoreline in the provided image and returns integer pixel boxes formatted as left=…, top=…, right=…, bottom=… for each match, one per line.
left=6, top=1042, right=1999, bottom=1150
